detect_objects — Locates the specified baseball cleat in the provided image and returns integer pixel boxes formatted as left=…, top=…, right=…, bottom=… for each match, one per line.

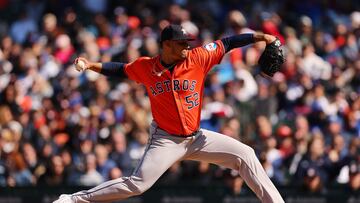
left=53, top=194, right=74, bottom=203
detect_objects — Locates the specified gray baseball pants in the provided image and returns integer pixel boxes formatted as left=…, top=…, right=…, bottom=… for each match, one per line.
left=70, top=121, right=284, bottom=203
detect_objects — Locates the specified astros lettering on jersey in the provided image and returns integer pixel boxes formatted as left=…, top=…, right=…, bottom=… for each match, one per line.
left=125, top=40, right=225, bottom=136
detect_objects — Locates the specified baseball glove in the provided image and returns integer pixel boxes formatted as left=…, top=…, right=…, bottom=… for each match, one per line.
left=258, top=38, right=285, bottom=77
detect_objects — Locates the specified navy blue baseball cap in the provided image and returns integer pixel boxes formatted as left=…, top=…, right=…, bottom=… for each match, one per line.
left=160, top=24, right=195, bottom=42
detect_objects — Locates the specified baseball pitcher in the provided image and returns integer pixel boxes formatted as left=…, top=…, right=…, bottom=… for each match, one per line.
left=54, top=24, right=285, bottom=203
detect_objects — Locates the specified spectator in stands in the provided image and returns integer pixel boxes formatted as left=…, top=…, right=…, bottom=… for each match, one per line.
left=261, top=136, right=284, bottom=184
left=38, top=155, right=66, bottom=186
left=21, top=142, right=45, bottom=182
left=127, top=129, right=148, bottom=172
left=109, top=129, right=132, bottom=176
left=295, top=135, right=330, bottom=190
left=108, top=167, right=123, bottom=180
left=94, top=144, right=116, bottom=180
left=10, top=10, right=38, bottom=44
left=78, top=153, right=103, bottom=186
left=348, top=161, right=360, bottom=192
left=223, top=169, right=245, bottom=195
left=303, top=167, right=324, bottom=193
left=0, top=134, right=7, bottom=186
left=2, top=128, right=33, bottom=186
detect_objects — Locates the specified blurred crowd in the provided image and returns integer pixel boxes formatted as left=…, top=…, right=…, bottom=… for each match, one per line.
left=0, top=0, right=359, bottom=195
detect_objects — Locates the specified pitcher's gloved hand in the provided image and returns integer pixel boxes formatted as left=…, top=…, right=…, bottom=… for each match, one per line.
left=258, top=38, right=285, bottom=77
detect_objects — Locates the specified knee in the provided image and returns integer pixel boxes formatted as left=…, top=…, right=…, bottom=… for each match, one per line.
left=131, top=188, right=143, bottom=196
left=128, top=177, right=151, bottom=196
left=237, top=145, right=258, bottom=165
left=243, top=145, right=256, bottom=158
left=132, top=185, right=148, bottom=196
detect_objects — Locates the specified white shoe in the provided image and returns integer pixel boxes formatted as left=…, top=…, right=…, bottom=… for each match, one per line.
left=53, top=194, right=74, bottom=203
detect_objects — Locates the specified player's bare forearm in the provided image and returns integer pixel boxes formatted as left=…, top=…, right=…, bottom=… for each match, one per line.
left=74, top=57, right=102, bottom=73
left=88, top=62, right=103, bottom=73
left=253, top=33, right=276, bottom=44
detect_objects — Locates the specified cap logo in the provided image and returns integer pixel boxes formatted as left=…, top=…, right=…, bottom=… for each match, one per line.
left=181, top=28, right=187, bottom=35
left=203, top=42, right=217, bottom=51
left=274, top=39, right=281, bottom=47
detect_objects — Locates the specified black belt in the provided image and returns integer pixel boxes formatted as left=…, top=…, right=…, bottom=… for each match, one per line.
left=171, top=129, right=200, bottom=137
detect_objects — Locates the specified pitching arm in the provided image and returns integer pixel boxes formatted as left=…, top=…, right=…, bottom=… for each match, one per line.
left=74, top=57, right=127, bottom=78
left=100, top=62, right=126, bottom=78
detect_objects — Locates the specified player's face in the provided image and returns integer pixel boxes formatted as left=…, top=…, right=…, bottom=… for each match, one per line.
left=169, top=40, right=190, bottom=60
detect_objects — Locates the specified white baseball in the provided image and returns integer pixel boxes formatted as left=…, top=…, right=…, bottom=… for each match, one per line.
left=76, top=60, right=86, bottom=71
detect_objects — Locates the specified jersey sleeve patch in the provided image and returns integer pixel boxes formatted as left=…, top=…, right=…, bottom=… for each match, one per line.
left=203, top=42, right=217, bottom=51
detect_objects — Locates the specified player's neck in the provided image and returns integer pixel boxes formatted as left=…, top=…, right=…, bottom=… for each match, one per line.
left=160, top=59, right=176, bottom=69
left=160, top=54, right=178, bottom=66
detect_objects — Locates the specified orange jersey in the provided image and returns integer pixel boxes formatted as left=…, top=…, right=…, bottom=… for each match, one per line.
left=124, top=40, right=225, bottom=136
